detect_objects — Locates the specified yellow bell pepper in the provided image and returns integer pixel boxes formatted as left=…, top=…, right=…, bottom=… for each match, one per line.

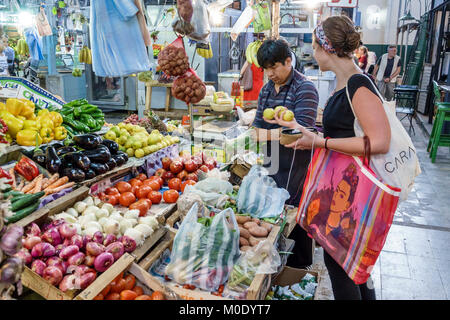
left=38, top=109, right=50, bottom=117
left=5, top=98, right=25, bottom=116
left=38, top=115, right=54, bottom=129
left=54, top=126, right=68, bottom=140
left=19, top=100, right=36, bottom=119
left=27, top=113, right=37, bottom=120
left=23, top=120, right=39, bottom=131
left=49, top=111, right=63, bottom=127
left=0, top=109, right=24, bottom=138
left=40, top=127, right=54, bottom=144
left=17, top=115, right=26, bottom=121
left=16, top=129, right=42, bottom=146
left=0, top=102, right=5, bottom=111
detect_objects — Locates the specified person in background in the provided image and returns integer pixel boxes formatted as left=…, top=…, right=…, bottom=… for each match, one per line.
left=268, top=15, right=390, bottom=300
left=240, top=60, right=264, bottom=101
left=0, top=43, right=10, bottom=76
left=358, top=46, right=368, bottom=71
left=372, top=45, right=401, bottom=101
left=2, top=36, right=15, bottom=76
left=252, top=39, right=319, bottom=270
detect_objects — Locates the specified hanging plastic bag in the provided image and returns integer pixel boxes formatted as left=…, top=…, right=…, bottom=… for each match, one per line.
left=237, top=166, right=290, bottom=219
left=252, top=1, right=272, bottom=33
left=165, top=203, right=240, bottom=292
left=183, top=177, right=233, bottom=207
left=172, top=68, right=207, bottom=104
left=36, top=7, right=53, bottom=36
left=157, top=37, right=190, bottom=77
left=230, top=5, right=255, bottom=41
left=187, top=0, right=211, bottom=42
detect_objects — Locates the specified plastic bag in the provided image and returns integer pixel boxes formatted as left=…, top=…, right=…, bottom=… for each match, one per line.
left=183, top=177, right=233, bottom=207
left=206, top=168, right=231, bottom=181
left=165, top=203, right=240, bottom=292
left=225, top=240, right=281, bottom=297
left=252, top=1, right=272, bottom=33
left=36, top=7, right=52, bottom=36
left=230, top=5, right=255, bottom=42
left=188, top=0, right=211, bottom=42
left=176, top=192, right=206, bottom=217
left=237, top=166, right=290, bottom=218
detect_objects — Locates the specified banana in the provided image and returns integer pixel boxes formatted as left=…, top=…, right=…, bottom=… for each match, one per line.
left=79, top=47, right=85, bottom=63
left=253, top=41, right=262, bottom=68
left=245, top=42, right=255, bottom=64
left=86, top=48, right=92, bottom=64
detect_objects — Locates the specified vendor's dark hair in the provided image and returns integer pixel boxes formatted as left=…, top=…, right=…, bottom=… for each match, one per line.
left=257, top=39, right=291, bottom=69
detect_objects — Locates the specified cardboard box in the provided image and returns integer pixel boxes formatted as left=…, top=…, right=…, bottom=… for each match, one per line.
left=269, top=266, right=321, bottom=300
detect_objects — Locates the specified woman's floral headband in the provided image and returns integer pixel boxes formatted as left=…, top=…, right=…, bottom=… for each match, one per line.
left=315, top=23, right=336, bottom=54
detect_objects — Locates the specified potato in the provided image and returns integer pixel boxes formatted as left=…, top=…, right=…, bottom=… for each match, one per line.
left=239, top=227, right=250, bottom=239
left=243, top=221, right=259, bottom=230
left=239, top=237, right=250, bottom=247
left=240, top=246, right=251, bottom=252
left=260, top=222, right=273, bottom=233
left=236, top=216, right=251, bottom=224
left=249, top=236, right=262, bottom=247
left=251, top=218, right=261, bottom=225
left=248, top=226, right=268, bottom=238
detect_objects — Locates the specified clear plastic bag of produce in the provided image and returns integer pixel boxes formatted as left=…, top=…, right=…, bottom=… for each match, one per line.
left=224, top=240, right=281, bottom=298
left=237, top=166, right=290, bottom=218
left=187, top=0, right=211, bottom=42
left=183, top=177, right=233, bottom=207
left=225, top=129, right=258, bottom=162
left=252, top=1, right=272, bottom=33
left=165, top=203, right=240, bottom=292
left=171, top=68, right=207, bottom=104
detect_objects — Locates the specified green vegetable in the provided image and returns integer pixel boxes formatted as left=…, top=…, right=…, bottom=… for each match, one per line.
left=5, top=202, right=40, bottom=224
left=64, top=99, right=89, bottom=108
left=80, top=104, right=98, bottom=114
left=80, top=114, right=97, bottom=129
left=73, top=106, right=82, bottom=118
left=62, top=123, right=78, bottom=137
left=2, top=191, right=24, bottom=199
left=11, top=194, right=31, bottom=203
left=10, top=191, right=44, bottom=212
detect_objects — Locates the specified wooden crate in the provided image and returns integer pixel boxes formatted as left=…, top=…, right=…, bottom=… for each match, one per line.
left=138, top=230, right=175, bottom=271
left=269, top=266, right=321, bottom=300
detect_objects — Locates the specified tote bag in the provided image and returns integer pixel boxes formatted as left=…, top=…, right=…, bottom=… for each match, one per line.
left=345, top=74, right=421, bottom=201
left=297, top=148, right=400, bottom=284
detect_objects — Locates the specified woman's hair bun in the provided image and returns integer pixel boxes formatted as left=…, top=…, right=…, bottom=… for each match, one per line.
left=322, top=15, right=361, bottom=58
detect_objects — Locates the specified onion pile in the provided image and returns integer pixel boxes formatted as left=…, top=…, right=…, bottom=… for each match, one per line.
left=158, top=46, right=189, bottom=77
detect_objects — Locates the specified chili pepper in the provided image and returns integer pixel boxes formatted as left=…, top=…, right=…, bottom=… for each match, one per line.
left=0, top=167, right=13, bottom=185
left=0, top=118, right=8, bottom=134
left=62, top=124, right=78, bottom=137
left=73, top=106, right=82, bottom=118
left=14, top=157, right=39, bottom=181
left=80, top=114, right=97, bottom=129
left=80, top=104, right=98, bottom=114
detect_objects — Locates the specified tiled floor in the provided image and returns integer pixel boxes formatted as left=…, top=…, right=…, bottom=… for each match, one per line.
left=314, top=117, right=450, bottom=300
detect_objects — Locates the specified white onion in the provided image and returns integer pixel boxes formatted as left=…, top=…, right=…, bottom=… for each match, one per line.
left=98, top=217, right=109, bottom=227
left=95, top=208, right=109, bottom=220
left=134, top=224, right=153, bottom=238
left=72, top=223, right=82, bottom=234
left=55, top=213, right=77, bottom=224
left=94, top=197, right=102, bottom=206
left=85, top=226, right=102, bottom=237
left=101, top=203, right=114, bottom=214
left=139, top=216, right=159, bottom=230
left=110, top=212, right=123, bottom=223
left=83, top=206, right=98, bottom=216
left=104, top=220, right=120, bottom=235
left=66, top=208, right=79, bottom=218
left=83, top=196, right=94, bottom=206
left=124, top=228, right=144, bottom=246
left=127, top=218, right=138, bottom=227
left=74, top=201, right=87, bottom=213
left=85, top=221, right=102, bottom=231
left=119, top=219, right=133, bottom=235
left=124, top=210, right=139, bottom=220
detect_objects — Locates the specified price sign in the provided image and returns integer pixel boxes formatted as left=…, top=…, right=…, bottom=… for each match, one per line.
left=327, top=0, right=359, bottom=8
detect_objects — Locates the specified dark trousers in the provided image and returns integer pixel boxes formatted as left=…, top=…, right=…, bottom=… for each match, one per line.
left=287, top=224, right=313, bottom=267
left=323, top=250, right=376, bottom=300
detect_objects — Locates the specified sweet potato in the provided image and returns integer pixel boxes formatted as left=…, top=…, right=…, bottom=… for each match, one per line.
left=251, top=218, right=261, bottom=225
left=236, top=216, right=251, bottom=224
left=243, top=221, right=259, bottom=230
left=260, top=222, right=273, bottom=233
left=248, top=226, right=268, bottom=238
left=248, top=236, right=262, bottom=247
left=239, top=227, right=250, bottom=239
left=239, top=237, right=250, bottom=247
left=240, top=246, right=251, bottom=252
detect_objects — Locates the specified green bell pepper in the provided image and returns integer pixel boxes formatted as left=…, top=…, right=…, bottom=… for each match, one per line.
left=73, top=106, right=82, bottom=118
left=80, top=114, right=97, bottom=129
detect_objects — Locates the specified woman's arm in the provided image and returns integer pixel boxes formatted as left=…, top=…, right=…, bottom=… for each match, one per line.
left=240, top=61, right=249, bottom=79
left=286, top=86, right=391, bottom=156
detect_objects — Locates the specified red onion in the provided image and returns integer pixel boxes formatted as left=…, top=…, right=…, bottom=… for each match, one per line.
left=0, top=225, right=24, bottom=255
left=23, top=236, right=42, bottom=250
left=66, top=265, right=92, bottom=276
left=119, top=235, right=137, bottom=253
left=43, top=266, right=63, bottom=286
left=62, top=238, right=71, bottom=247
left=59, top=223, right=77, bottom=240
left=84, top=254, right=95, bottom=267
left=0, top=257, right=24, bottom=284
left=26, top=223, right=41, bottom=237
left=59, top=245, right=79, bottom=260
left=103, top=234, right=117, bottom=247
left=46, top=256, right=62, bottom=266
left=41, top=228, right=62, bottom=246
left=55, top=244, right=65, bottom=256
left=106, top=242, right=125, bottom=261
left=94, top=252, right=114, bottom=272
left=92, top=231, right=104, bottom=244
left=31, top=242, right=56, bottom=258
left=59, top=274, right=77, bottom=292
left=86, top=242, right=105, bottom=257
left=31, top=259, right=47, bottom=276
left=68, top=252, right=85, bottom=266
left=61, top=260, right=69, bottom=274
left=14, top=248, right=32, bottom=265
left=53, top=263, right=65, bottom=275
left=75, top=272, right=97, bottom=290
left=43, top=219, right=65, bottom=232
left=70, top=234, right=83, bottom=248
left=81, top=235, right=91, bottom=250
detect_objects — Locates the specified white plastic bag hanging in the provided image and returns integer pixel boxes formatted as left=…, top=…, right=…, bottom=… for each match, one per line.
left=188, top=0, right=211, bottom=42
left=230, top=5, right=255, bottom=41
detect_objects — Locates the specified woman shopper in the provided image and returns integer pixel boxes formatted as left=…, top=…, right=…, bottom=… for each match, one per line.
left=358, top=45, right=369, bottom=71
left=264, top=15, right=390, bottom=300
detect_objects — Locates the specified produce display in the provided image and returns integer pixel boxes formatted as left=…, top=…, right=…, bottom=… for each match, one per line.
left=104, top=123, right=178, bottom=159
left=171, top=73, right=206, bottom=104
left=245, top=40, right=263, bottom=68
left=30, top=134, right=128, bottom=182
left=93, top=272, right=166, bottom=300
left=157, top=45, right=189, bottom=77
left=123, top=110, right=168, bottom=134
left=265, top=273, right=318, bottom=300
left=0, top=178, right=25, bottom=299
left=235, top=215, right=273, bottom=251
left=59, top=99, right=105, bottom=135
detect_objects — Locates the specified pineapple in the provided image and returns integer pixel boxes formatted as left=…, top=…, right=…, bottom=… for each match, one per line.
left=146, top=110, right=167, bottom=133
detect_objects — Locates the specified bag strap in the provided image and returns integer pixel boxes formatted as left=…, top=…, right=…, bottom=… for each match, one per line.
left=363, top=135, right=371, bottom=167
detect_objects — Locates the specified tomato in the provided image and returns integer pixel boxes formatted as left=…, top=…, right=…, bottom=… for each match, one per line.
left=110, top=278, right=126, bottom=293
left=181, top=180, right=196, bottom=193
left=113, top=272, right=124, bottom=283
left=135, top=295, right=152, bottom=300
left=148, top=191, right=162, bottom=204
left=105, top=187, right=120, bottom=196
left=136, top=185, right=152, bottom=199
left=101, top=284, right=111, bottom=297
left=136, top=173, right=147, bottom=181
left=119, top=192, right=136, bottom=207
left=185, top=173, right=198, bottom=182
left=97, top=192, right=106, bottom=200
left=168, top=178, right=182, bottom=191
left=130, top=199, right=150, bottom=216
left=115, top=181, right=132, bottom=193
left=199, top=165, right=209, bottom=172
left=132, top=286, right=144, bottom=296
left=151, top=176, right=164, bottom=188
left=131, top=185, right=139, bottom=196
left=162, top=157, right=172, bottom=171
left=123, top=274, right=136, bottom=291
left=93, top=293, right=104, bottom=300
left=177, top=170, right=188, bottom=181
left=129, top=178, right=143, bottom=188
left=163, top=189, right=179, bottom=203
left=155, top=168, right=166, bottom=177
left=103, top=194, right=118, bottom=206
left=150, top=291, right=165, bottom=300
left=147, top=180, right=161, bottom=191
left=105, top=292, right=120, bottom=300
left=184, top=159, right=197, bottom=173
left=142, top=198, right=153, bottom=208
left=120, top=290, right=138, bottom=300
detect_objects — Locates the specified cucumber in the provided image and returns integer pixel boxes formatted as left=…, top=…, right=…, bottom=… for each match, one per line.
left=11, top=194, right=30, bottom=203
left=5, top=202, right=40, bottom=224
left=2, top=191, right=24, bottom=199
left=10, top=191, right=45, bottom=212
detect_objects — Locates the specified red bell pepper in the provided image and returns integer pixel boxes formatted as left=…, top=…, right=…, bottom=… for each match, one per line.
left=0, top=167, right=13, bottom=185
left=14, top=157, right=39, bottom=181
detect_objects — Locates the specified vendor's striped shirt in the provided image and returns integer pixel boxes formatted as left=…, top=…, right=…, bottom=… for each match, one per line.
left=252, top=68, right=319, bottom=129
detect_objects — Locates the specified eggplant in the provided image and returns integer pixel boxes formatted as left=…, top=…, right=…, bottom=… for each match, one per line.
left=45, top=147, right=62, bottom=174
left=116, top=151, right=128, bottom=163
left=112, top=154, right=125, bottom=167
left=85, top=169, right=96, bottom=180
left=56, top=146, right=77, bottom=157
left=51, top=142, right=65, bottom=149
left=72, top=153, right=91, bottom=171
left=83, top=147, right=111, bottom=163
left=63, top=168, right=86, bottom=183
left=59, top=161, right=74, bottom=175
left=101, top=139, right=119, bottom=155
left=105, top=158, right=117, bottom=171
left=89, top=163, right=108, bottom=175
left=73, top=134, right=102, bottom=150
left=33, top=155, right=46, bottom=167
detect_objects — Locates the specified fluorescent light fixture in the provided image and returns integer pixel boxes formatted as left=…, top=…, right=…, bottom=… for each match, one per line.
left=291, top=0, right=331, bottom=9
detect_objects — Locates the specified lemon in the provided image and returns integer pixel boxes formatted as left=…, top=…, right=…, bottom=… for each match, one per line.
left=120, top=129, right=129, bottom=137
left=156, top=142, right=163, bottom=149
left=125, top=137, right=135, bottom=149
left=117, top=122, right=126, bottom=129
left=274, top=106, right=286, bottom=117
left=119, top=146, right=127, bottom=152
left=151, top=129, right=160, bottom=135
left=125, top=123, right=134, bottom=132
left=126, top=148, right=135, bottom=157
left=118, top=135, right=128, bottom=145
left=132, top=140, right=142, bottom=149
left=110, top=126, right=121, bottom=137
left=263, top=108, right=275, bottom=120
left=283, top=110, right=295, bottom=121
left=149, top=145, right=159, bottom=153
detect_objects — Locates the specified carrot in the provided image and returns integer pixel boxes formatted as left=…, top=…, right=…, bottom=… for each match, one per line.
left=22, top=174, right=42, bottom=193
left=42, top=173, right=59, bottom=189
left=32, top=175, right=43, bottom=194
left=45, top=182, right=75, bottom=196
left=40, top=178, right=48, bottom=190
left=9, top=167, right=16, bottom=189
left=44, top=176, right=69, bottom=191
left=17, top=180, right=25, bottom=191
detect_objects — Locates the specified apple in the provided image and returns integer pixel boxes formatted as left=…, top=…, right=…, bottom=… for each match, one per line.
left=155, top=168, right=166, bottom=177
left=186, top=173, right=198, bottom=182
left=170, top=161, right=183, bottom=174
left=199, top=165, right=209, bottom=173
left=161, top=157, right=172, bottom=171
left=184, top=160, right=197, bottom=173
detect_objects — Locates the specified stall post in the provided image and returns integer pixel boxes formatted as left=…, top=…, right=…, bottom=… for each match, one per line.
left=271, top=0, right=281, bottom=39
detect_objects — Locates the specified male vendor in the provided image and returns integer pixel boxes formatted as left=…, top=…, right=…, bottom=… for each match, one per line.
left=251, top=39, right=319, bottom=269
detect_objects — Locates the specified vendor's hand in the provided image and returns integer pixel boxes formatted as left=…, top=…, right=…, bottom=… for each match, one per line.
left=263, top=110, right=300, bottom=130
left=285, top=125, right=324, bottom=150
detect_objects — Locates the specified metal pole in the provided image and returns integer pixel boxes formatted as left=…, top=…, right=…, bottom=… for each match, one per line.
left=396, top=0, right=403, bottom=46
left=404, top=23, right=409, bottom=76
